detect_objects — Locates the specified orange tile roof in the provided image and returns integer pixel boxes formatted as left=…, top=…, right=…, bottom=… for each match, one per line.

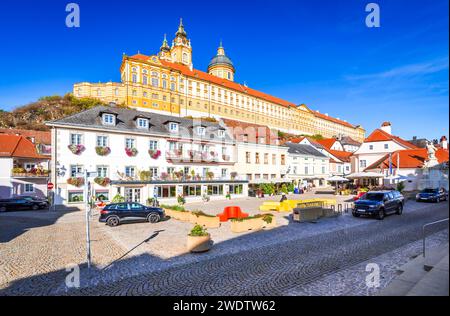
left=315, top=138, right=338, bottom=149
left=327, top=149, right=353, bottom=162
left=222, top=118, right=279, bottom=145
left=365, top=148, right=449, bottom=170
left=364, top=129, right=417, bottom=149
left=0, top=135, right=49, bottom=159
left=311, top=110, right=356, bottom=129
left=0, top=128, right=51, bottom=145
left=129, top=54, right=360, bottom=129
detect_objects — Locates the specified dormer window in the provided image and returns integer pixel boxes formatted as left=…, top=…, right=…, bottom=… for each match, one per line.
left=218, top=130, right=225, bottom=138
left=197, top=126, right=206, bottom=136
left=169, top=122, right=179, bottom=133
left=102, top=113, right=115, bottom=126
left=137, top=118, right=149, bottom=129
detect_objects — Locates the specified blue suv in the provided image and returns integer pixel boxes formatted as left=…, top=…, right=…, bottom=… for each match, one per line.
left=353, top=190, right=404, bottom=220
left=416, top=188, right=448, bottom=203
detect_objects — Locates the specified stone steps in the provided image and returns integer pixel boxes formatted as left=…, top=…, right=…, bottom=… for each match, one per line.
left=378, top=243, right=449, bottom=296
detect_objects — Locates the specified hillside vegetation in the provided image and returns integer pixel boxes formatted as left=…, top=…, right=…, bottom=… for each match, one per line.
left=0, top=94, right=111, bottom=131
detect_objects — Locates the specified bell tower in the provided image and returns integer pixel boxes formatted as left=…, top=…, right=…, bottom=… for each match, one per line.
left=158, top=34, right=171, bottom=61
left=170, top=18, right=193, bottom=69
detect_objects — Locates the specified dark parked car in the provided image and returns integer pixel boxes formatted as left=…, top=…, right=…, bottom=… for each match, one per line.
left=416, top=188, right=448, bottom=203
left=0, top=197, right=48, bottom=212
left=99, top=202, right=165, bottom=227
left=353, top=190, right=404, bottom=220
left=21, top=196, right=49, bottom=207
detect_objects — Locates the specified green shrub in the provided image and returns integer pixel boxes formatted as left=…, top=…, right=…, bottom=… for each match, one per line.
left=189, top=225, right=208, bottom=237
left=160, top=204, right=186, bottom=212
left=396, top=181, right=405, bottom=193
left=112, top=194, right=125, bottom=203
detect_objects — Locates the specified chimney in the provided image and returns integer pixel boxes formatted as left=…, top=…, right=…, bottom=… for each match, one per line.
left=413, top=136, right=417, bottom=141
left=440, top=136, right=448, bottom=150
left=380, top=121, right=392, bottom=135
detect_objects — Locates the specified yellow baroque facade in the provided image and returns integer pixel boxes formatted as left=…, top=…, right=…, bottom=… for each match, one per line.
left=73, top=19, right=365, bottom=141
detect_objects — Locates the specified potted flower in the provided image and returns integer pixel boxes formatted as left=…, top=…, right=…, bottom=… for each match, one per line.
left=187, top=225, right=212, bottom=253
left=177, top=194, right=186, bottom=206
left=67, top=177, right=85, bottom=187
left=68, top=144, right=85, bottom=155
left=94, top=177, right=111, bottom=187
left=12, top=167, right=26, bottom=176
left=95, top=146, right=111, bottom=156
left=148, top=149, right=161, bottom=159
left=125, top=147, right=138, bottom=157
left=160, top=172, right=169, bottom=181
left=206, top=171, right=214, bottom=180
left=230, top=172, right=238, bottom=180
left=222, top=154, right=231, bottom=161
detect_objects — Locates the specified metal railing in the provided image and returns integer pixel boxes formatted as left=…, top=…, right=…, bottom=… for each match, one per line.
left=422, top=218, right=449, bottom=258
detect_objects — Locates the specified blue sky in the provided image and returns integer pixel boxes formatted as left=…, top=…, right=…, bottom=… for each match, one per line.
left=0, top=0, right=448, bottom=140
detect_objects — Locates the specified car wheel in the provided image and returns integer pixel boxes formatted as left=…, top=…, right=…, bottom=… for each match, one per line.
left=353, top=213, right=360, bottom=218
left=377, top=209, right=385, bottom=220
left=0, top=206, right=6, bottom=213
left=435, top=198, right=439, bottom=203
left=31, top=204, right=39, bottom=211
left=107, top=216, right=120, bottom=227
left=396, top=204, right=403, bottom=215
left=147, top=213, right=160, bottom=223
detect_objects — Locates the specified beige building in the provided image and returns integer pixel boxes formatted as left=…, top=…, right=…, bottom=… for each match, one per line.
left=74, top=19, right=365, bottom=142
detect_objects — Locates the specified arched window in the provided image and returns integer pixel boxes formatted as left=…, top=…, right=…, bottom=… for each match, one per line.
left=97, top=89, right=101, bottom=96
left=182, top=53, right=188, bottom=63
left=132, top=74, right=137, bottom=83
left=114, top=88, right=119, bottom=96
left=142, top=75, right=148, bottom=85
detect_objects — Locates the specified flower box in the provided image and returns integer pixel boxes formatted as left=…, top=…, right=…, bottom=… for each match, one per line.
left=165, top=209, right=191, bottom=222
left=68, top=144, right=85, bottom=155
left=230, top=214, right=275, bottom=233
left=67, top=177, right=85, bottom=187
left=125, top=147, right=138, bottom=157
left=95, top=146, right=111, bottom=156
left=94, top=177, right=111, bottom=187
left=148, top=149, right=161, bottom=159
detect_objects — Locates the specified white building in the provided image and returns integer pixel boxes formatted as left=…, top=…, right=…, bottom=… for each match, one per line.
left=0, top=135, right=50, bottom=199
left=351, top=122, right=417, bottom=174
left=284, top=142, right=330, bottom=188
left=47, top=105, right=248, bottom=208
left=223, top=118, right=289, bottom=184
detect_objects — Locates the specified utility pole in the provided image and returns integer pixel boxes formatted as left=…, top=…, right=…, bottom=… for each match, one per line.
left=83, top=169, right=92, bottom=269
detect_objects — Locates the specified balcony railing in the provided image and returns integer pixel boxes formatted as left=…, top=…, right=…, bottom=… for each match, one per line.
left=166, top=150, right=233, bottom=164
left=12, top=169, right=50, bottom=178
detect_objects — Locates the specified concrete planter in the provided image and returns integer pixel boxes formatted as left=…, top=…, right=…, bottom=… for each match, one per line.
left=187, top=234, right=212, bottom=253
left=293, top=207, right=322, bottom=222
left=165, top=209, right=191, bottom=222
left=231, top=217, right=264, bottom=233
left=189, top=213, right=221, bottom=228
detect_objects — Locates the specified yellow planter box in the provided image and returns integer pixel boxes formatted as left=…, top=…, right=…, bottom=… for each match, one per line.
left=187, top=234, right=212, bottom=253
left=164, top=209, right=191, bottom=222
left=231, top=218, right=264, bottom=233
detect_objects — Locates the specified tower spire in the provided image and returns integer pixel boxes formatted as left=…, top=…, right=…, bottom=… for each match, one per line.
left=160, top=33, right=170, bottom=51
left=217, top=40, right=225, bottom=56
left=176, top=17, right=187, bottom=37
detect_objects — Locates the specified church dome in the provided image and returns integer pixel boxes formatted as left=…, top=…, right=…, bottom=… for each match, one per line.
left=208, top=54, right=234, bottom=71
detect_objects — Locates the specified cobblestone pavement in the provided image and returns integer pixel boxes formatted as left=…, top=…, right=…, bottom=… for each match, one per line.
left=0, top=200, right=447, bottom=296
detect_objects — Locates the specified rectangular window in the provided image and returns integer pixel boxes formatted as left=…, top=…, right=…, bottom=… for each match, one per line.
left=96, top=136, right=108, bottom=147
left=272, top=154, right=276, bottom=165
left=149, top=167, right=158, bottom=178
left=369, top=145, right=373, bottom=150
left=281, top=154, right=286, bottom=165
left=68, top=191, right=84, bottom=203
left=137, top=118, right=148, bottom=128
left=305, top=166, right=309, bottom=175
left=246, top=152, right=251, bottom=164
left=255, top=153, right=260, bottom=164
left=360, top=160, right=367, bottom=168
left=70, top=133, right=82, bottom=146
left=125, top=138, right=135, bottom=149
left=102, top=114, right=115, bottom=125
left=97, top=166, right=108, bottom=178
left=149, top=140, right=158, bottom=150
left=169, top=122, right=179, bottom=132
left=24, top=183, right=34, bottom=193
left=221, top=168, right=227, bottom=178
left=218, top=130, right=225, bottom=138
left=207, top=185, right=223, bottom=196
left=70, top=165, right=83, bottom=177
left=384, top=144, right=389, bottom=149
left=197, top=126, right=206, bottom=136
left=95, top=191, right=109, bottom=202
left=125, top=166, right=136, bottom=178
left=151, top=78, right=159, bottom=87
left=264, top=153, right=269, bottom=164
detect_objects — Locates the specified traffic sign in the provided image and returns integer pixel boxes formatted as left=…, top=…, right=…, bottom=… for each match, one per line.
left=47, top=182, right=54, bottom=190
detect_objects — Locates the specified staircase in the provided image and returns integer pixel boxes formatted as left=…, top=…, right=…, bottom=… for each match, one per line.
left=378, top=243, right=449, bottom=296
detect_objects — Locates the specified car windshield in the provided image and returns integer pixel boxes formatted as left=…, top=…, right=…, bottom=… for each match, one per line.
left=422, top=189, right=437, bottom=193
left=362, top=193, right=385, bottom=201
